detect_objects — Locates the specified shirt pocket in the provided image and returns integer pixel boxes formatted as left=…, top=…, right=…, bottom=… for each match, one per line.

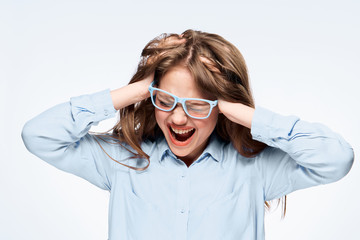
left=127, top=187, right=154, bottom=208
left=192, top=190, right=249, bottom=240
left=125, top=189, right=174, bottom=239
left=206, top=191, right=238, bottom=210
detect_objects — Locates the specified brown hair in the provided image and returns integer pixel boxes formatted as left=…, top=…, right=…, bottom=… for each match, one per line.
left=91, top=29, right=286, bottom=216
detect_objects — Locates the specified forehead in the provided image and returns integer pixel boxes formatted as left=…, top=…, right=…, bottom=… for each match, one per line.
left=158, top=65, right=209, bottom=99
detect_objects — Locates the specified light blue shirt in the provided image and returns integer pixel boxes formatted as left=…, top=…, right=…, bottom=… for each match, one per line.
left=21, top=89, right=354, bottom=240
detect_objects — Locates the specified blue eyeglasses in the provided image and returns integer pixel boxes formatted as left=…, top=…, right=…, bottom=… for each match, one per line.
left=148, top=82, right=218, bottom=119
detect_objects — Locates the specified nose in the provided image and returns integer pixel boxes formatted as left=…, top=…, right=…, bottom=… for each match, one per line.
left=170, top=104, right=188, bottom=125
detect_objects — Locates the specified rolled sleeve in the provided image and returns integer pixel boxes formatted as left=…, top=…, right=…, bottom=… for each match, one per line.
left=70, top=88, right=117, bottom=126
left=251, top=106, right=300, bottom=147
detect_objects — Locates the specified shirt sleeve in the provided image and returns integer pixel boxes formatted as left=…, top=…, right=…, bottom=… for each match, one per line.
left=21, top=89, right=118, bottom=191
left=251, top=106, right=354, bottom=201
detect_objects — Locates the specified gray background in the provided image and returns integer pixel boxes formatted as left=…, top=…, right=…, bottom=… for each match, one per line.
left=1, top=0, right=359, bottom=239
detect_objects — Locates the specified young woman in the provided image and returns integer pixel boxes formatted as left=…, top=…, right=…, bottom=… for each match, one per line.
left=22, top=29, right=354, bottom=239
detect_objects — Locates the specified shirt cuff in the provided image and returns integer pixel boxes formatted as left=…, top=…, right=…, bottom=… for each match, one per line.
left=250, top=106, right=300, bottom=145
left=70, top=88, right=117, bottom=124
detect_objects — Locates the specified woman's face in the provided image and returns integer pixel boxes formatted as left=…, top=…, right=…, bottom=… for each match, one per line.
left=155, top=65, right=219, bottom=164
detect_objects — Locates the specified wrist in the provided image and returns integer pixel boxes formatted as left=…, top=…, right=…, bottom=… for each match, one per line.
left=132, top=81, right=150, bottom=102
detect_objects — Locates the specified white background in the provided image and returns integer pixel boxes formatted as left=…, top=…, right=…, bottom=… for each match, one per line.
left=1, top=0, right=359, bottom=239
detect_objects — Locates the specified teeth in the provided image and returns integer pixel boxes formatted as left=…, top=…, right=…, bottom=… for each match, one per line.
left=171, top=127, right=194, bottom=134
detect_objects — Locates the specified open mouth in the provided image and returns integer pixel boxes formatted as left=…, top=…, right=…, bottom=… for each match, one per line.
left=169, top=126, right=196, bottom=142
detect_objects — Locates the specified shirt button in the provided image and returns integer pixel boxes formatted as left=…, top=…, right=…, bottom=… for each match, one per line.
left=180, top=209, right=185, bottom=213
left=104, top=110, right=109, bottom=116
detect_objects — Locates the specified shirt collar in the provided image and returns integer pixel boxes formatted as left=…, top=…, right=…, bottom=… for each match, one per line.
left=156, top=132, right=224, bottom=164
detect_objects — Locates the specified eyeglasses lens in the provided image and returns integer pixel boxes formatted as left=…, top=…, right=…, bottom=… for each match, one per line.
left=152, top=90, right=211, bottom=118
left=153, top=90, right=175, bottom=110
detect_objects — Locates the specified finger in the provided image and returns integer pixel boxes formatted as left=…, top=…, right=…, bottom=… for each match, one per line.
left=147, top=36, right=186, bottom=65
left=159, top=36, right=186, bottom=48
left=199, top=56, right=221, bottom=73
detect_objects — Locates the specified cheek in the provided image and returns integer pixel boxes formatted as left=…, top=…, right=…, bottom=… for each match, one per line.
left=155, top=109, right=167, bottom=128
left=195, top=112, right=219, bottom=135
left=206, top=111, right=219, bottom=129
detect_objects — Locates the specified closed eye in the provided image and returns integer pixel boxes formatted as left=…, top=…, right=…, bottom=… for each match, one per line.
left=159, top=100, right=173, bottom=107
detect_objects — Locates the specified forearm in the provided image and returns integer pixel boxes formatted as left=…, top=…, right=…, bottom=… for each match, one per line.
left=110, top=81, right=150, bottom=110
left=22, top=89, right=116, bottom=153
left=219, top=99, right=354, bottom=184
left=218, top=100, right=255, bottom=129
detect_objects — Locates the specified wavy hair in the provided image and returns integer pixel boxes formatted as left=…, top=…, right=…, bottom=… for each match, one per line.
left=92, top=29, right=286, bottom=216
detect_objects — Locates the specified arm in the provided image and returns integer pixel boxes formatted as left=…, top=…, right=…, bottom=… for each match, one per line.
left=110, top=73, right=153, bottom=110
left=218, top=100, right=354, bottom=200
left=21, top=76, right=153, bottom=190
left=217, top=100, right=255, bottom=129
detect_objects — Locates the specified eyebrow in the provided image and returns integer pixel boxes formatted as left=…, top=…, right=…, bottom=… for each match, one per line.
left=157, top=92, right=174, bottom=99
left=156, top=85, right=212, bottom=101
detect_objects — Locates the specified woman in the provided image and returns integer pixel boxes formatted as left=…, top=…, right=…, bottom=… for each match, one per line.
left=22, top=29, right=354, bottom=239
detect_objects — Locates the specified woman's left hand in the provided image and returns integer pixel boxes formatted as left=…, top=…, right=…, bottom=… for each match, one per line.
left=217, top=99, right=255, bottom=129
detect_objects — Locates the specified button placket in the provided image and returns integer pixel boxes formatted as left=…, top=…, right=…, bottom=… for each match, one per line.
left=178, top=170, right=188, bottom=213
left=174, top=168, right=190, bottom=239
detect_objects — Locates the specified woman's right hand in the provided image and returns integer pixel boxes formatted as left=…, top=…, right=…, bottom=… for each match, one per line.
left=146, top=35, right=186, bottom=65
left=111, top=35, right=185, bottom=111
left=135, top=71, right=155, bottom=101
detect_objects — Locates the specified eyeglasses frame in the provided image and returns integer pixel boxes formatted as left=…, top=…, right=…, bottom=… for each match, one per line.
left=148, top=81, right=218, bottom=119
